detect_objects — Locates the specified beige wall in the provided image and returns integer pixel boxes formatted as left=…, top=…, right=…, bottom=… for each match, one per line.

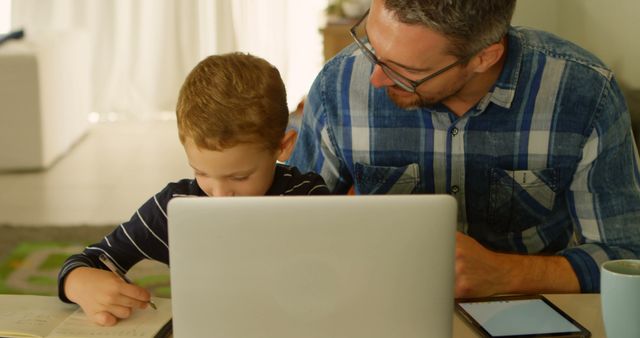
left=512, top=0, right=559, bottom=33
left=513, top=0, right=640, bottom=89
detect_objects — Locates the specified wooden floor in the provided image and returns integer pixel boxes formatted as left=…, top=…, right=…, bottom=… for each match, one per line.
left=0, top=120, right=192, bottom=227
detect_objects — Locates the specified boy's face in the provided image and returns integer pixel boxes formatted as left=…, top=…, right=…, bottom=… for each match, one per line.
left=183, top=137, right=280, bottom=197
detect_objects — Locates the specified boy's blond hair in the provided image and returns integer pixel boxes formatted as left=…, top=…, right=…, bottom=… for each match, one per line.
left=176, top=53, right=288, bottom=151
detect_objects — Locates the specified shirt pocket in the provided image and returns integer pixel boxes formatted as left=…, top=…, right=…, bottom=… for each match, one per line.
left=353, top=162, right=420, bottom=194
left=488, top=167, right=559, bottom=233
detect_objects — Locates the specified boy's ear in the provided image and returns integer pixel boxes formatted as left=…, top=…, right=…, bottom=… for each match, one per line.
left=276, top=129, right=297, bottom=162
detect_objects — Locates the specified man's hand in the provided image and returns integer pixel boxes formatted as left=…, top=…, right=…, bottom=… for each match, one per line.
left=455, top=232, right=513, bottom=297
left=455, top=232, right=581, bottom=298
left=64, top=267, right=151, bottom=326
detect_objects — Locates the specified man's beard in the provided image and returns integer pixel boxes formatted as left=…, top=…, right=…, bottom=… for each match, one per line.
left=385, top=72, right=470, bottom=110
left=386, top=87, right=438, bottom=109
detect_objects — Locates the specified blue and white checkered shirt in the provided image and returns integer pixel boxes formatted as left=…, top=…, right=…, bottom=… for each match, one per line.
left=289, top=26, right=640, bottom=292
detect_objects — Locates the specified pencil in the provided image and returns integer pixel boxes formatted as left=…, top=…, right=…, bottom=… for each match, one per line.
left=98, top=254, right=157, bottom=310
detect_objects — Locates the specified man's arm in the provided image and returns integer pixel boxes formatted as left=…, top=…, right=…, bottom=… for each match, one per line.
left=457, top=77, right=640, bottom=297
left=455, top=232, right=579, bottom=298
left=287, top=65, right=353, bottom=194
left=558, top=77, right=640, bottom=292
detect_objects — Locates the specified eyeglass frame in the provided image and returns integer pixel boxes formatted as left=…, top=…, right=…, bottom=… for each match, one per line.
left=349, top=9, right=472, bottom=93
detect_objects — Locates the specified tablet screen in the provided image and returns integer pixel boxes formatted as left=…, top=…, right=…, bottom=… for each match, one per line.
left=457, top=297, right=586, bottom=337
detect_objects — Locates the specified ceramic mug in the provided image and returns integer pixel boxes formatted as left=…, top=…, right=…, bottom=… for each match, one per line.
left=601, top=259, right=640, bottom=338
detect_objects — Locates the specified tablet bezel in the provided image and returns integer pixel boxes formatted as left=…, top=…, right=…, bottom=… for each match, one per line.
left=455, top=295, right=591, bottom=338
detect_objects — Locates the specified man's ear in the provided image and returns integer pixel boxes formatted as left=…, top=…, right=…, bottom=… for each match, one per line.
left=276, top=129, right=298, bottom=162
left=469, top=39, right=506, bottom=73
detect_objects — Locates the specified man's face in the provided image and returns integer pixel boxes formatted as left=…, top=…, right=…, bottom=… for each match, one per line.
left=365, top=1, right=473, bottom=109
left=183, top=137, right=280, bottom=197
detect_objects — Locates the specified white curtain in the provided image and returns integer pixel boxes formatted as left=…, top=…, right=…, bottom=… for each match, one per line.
left=232, top=0, right=327, bottom=110
left=0, top=0, right=10, bottom=33
left=10, top=0, right=327, bottom=120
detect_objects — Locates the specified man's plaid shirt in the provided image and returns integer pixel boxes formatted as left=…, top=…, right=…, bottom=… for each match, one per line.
left=289, top=27, right=640, bottom=292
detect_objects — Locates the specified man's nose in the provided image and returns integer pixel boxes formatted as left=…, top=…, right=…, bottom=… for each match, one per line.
left=370, top=64, right=395, bottom=88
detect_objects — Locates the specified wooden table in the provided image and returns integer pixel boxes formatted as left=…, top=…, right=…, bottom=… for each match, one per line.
left=170, top=294, right=604, bottom=337
left=169, top=294, right=603, bottom=337
left=453, top=294, right=605, bottom=337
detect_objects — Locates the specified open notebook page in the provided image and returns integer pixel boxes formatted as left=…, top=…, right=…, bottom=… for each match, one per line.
left=47, top=297, right=172, bottom=338
left=0, top=295, right=77, bottom=338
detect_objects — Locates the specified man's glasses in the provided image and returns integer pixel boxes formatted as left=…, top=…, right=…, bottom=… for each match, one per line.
left=349, top=9, right=471, bottom=93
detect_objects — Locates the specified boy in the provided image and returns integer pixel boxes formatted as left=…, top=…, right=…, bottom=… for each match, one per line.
left=57, top=53, right=330, bottom=326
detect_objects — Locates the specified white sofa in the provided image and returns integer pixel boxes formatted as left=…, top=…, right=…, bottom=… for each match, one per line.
left=0, top=30, right=90, bottom=171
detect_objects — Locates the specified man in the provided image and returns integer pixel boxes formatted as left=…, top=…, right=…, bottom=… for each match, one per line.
left=289, top=0, right=640, bottom=297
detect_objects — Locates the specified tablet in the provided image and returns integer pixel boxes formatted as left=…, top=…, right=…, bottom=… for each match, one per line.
left=455, top=295, right=591, bottom=338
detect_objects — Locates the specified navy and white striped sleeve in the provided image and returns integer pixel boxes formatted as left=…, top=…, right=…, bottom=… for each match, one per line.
left=57, top=179, right=201, bottom=303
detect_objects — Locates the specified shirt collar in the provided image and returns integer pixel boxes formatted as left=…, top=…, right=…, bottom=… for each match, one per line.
left=264, top=164, right=288, bottom=196
left=475, top=27, right=523, bottom=113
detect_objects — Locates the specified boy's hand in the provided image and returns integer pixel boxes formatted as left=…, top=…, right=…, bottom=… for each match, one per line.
left=64, top=267, right=151, bottom=326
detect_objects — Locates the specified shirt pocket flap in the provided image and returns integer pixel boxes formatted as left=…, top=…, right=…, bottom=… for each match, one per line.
left=354, top=162, right=420, bottom=194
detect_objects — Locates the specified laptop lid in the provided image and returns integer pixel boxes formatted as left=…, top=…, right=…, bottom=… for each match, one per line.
left=168, top=195, right=457, bottom=338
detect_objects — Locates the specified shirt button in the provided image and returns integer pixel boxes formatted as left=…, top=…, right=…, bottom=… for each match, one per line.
left=451, top=127, right=459, bottom=136
left=451, top=185, right=459, bottom=194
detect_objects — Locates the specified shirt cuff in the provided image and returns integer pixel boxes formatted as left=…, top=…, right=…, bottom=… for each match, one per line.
left=57, top=261, right=92, bottom=303
left=558, top=246, right=603, bottom=293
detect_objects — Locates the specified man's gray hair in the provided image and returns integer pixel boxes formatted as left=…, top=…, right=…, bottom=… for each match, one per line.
left=383, top=0, right=517, bottom=58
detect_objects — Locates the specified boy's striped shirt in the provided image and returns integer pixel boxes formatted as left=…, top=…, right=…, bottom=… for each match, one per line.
left=57, top=164, right=329, bottom=302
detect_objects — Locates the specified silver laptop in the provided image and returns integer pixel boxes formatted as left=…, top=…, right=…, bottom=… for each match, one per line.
left=168, top=195, right=457, bottom=338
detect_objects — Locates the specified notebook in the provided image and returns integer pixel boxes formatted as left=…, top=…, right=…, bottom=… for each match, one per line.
left=0, top=294, right=172, bottom=338
left=168, top=195, right=458, bottom=338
